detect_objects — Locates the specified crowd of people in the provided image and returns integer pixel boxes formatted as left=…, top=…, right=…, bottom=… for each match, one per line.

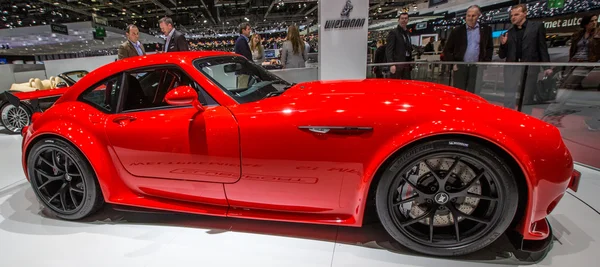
left=373, top=4, right=599, bottom=105
left=374, top=4, right=600, bottom=130
left=116, top=16, right=318, bottom=69
left=186, top=32, right=318, bottom=55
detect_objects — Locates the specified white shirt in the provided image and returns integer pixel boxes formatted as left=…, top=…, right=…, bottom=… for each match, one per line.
left=164, top=28, right=175, bottom=52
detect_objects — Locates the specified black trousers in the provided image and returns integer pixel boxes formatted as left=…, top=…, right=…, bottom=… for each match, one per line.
left=503, top=65, right=541, bottom=109
left=391, top=64, right=412, bottom=80
left=452, top=65, right=483, bottom=94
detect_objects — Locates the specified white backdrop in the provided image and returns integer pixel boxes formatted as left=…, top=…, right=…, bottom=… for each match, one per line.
left=43, top=54, right=117, bottom=77
left=319, top=0, right=369, bottom=81
left=0, top=65, right=16, bottom=92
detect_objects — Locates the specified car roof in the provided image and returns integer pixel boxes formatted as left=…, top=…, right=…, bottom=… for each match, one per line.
left=60, top=51, right=238, bottom=100
left=105, top=51, right=236, bottom=72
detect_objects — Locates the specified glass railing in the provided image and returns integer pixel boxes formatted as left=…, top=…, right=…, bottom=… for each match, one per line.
left=367, top=61, right=600, bottom=169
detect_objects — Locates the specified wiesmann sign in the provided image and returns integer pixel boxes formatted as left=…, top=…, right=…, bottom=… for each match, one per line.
left=319, top=0, right=368, bottom=80
left=323, top=0, right=366, bottom=30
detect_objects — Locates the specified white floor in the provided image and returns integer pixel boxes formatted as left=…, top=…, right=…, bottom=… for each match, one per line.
left=1, top=128, right=599, bottom=267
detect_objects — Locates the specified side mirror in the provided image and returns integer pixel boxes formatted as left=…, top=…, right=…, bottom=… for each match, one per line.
left=164, top=85, right=204, bottom=111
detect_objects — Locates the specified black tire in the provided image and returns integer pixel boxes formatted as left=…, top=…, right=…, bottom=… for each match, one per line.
left=1, top=103, right=31, bottom=134
left=375, top=138, right=519, bottom=256
left=27, top=138, right=104, bottom=220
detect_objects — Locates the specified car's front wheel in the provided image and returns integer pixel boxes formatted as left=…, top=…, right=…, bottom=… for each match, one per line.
left=375, top=138, right=519, bottom=256
left=1, top=103, right=30, bottom=134
left=27, top=138, right=104, bottom=220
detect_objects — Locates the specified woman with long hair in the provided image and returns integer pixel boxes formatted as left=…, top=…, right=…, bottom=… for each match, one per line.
left=569, top=14, right=600, bottom=62
left=280, top=25, right=308, bottom=69
left=544, top=14, right=600, bottom=131
left=250, top=34, right=265, bottom=63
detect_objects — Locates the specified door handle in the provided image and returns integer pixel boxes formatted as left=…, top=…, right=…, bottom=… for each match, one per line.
left=298, top=126, right=373, bottom=134
left=112, top=116, right=136, bottom=125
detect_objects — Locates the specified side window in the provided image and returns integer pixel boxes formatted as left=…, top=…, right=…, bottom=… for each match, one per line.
left=121, top=67, right=217, bottom=112
left=79, top=74, right=122, bottom=113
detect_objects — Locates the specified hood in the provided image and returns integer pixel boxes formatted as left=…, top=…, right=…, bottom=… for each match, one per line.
left=282, top=79, right=487, bottom=103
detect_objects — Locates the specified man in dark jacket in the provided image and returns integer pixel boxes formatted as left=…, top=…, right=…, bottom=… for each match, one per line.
left=118, top=24, right=146, bottom=60
left=386, top=13, right=413, bottom=79
left=498, top=4, right=552, bottom=108
left=234, top=22, right=252, bottom=60
left=442, top=5, right=493, bottom=94
left=159, top=17, right=189, bottom=52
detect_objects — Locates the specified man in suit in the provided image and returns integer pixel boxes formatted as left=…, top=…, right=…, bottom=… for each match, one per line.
left=233, top=22, right=252, bottom=88
left=234, top=22, right=252, bottom=60
left=159, top=17, right=189, bottom=52
left=499, top=4, right=552, bottom=108
left=442, top=5, right=493, bottom=94
left=386, top=13, right=413, bottom=79
left=118, top=24, right=146, bottom=60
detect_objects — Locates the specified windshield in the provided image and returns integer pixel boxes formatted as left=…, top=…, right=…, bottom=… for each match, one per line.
left=193, top=56, right=291, bottom=104
left=61, top=70, right=88, bottom=83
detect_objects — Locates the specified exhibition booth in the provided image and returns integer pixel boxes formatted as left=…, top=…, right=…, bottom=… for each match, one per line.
left=1, top=0, right=600, bottom=266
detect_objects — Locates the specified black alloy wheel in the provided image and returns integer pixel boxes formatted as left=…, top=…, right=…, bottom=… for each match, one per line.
left=28, top=138, right=104, bottom=220
left=376, top=138, right=519, bottom=256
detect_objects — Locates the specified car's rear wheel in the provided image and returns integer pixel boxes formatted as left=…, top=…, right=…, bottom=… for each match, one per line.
left=375, top=138, right=519, bottom=256
left=1, top=103, right=30, bottom=134
left=27, top=138, right=104, bottom=220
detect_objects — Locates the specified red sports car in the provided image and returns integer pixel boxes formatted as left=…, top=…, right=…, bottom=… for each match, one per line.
left=20, top=52, right=580, bottom=257
left=1, top=70, right=88, bottom=133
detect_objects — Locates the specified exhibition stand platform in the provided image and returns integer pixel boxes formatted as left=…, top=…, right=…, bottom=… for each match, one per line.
left=1, top=126, right=599, bottom=267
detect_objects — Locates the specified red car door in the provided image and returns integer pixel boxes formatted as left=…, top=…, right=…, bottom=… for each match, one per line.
left=103, top=68, right=241, bottom=184
left=104, top=106, right=241, bottom=183
left=224, top=101, right=373, bottom=216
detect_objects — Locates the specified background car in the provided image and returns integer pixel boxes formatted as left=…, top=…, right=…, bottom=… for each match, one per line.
left=19, top=52, right=579, bottom=257
left=0, top=70, right=88, bottom=133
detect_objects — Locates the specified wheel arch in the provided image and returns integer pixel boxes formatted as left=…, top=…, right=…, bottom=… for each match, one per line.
left=361, top=132, right=532, bottom=233
left=23, top=122, right=126, bottom=202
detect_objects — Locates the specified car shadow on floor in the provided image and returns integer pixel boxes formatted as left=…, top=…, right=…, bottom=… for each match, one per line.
left=0, top=182, right=552, bottom=265
left=0, top=128, right=16, bottom=135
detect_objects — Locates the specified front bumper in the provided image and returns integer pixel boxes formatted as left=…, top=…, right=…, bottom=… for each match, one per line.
left=568, top=169, right=581, bottom=192
left=510, top=218, right=553, bottom=252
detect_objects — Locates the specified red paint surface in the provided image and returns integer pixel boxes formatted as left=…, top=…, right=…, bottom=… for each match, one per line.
left=21, top=52, right=575, bottom=242
left=10, top=87, right=68, bottom=100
